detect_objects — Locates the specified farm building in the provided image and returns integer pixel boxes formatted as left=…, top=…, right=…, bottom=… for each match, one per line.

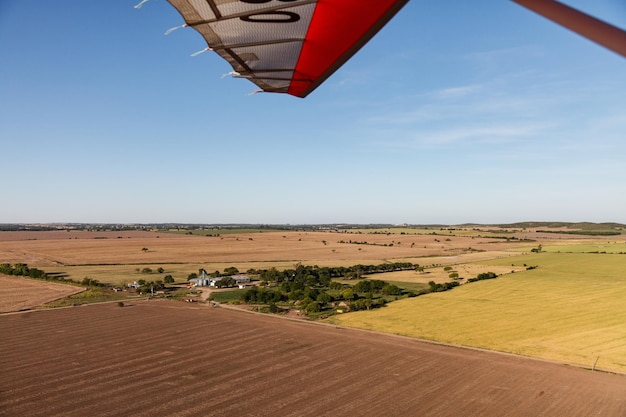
left=189, top=270, right=250, bottom=288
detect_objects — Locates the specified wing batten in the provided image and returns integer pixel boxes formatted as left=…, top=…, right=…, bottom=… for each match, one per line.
left=205, top=0, right=221, bottom=19
left=214, top=38, right=305, bottom=50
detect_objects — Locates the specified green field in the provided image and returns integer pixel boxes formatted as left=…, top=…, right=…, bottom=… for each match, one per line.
left=327, top=252, right=626, bottom=372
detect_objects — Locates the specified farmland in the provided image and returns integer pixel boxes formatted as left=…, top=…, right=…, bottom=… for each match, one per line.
left=0, top=274, right=84, bottom=313
left=0, top=228, right=535, bottom=286
left=328, top=251, right=626, bottom=372
left=2, top=300, right=626, bottom=417
left=2, top=225, right=626, bottom=415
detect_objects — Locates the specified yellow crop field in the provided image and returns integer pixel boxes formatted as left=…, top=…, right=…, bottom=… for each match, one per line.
left=372, top=262, right=523, bottom=285
left=541, top=241, right=626, bottom=253
left=328, top=252, right=626, bottom=372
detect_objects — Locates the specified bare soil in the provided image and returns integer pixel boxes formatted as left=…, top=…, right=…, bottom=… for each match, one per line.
left=1, top=300, right=625, bottom=417
left=0, top=229, right=556, bottom=269
left=0, top=274, right=83, bottom=313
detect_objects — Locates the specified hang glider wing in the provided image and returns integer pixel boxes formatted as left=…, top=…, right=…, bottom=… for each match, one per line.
left=165, top=0, right=409, bottom=97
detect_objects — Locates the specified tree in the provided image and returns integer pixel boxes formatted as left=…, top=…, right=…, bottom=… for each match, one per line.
left=223, top=266, right=239, bottom=276
left=157, top=267, right=165, bottom=274
left=243, top=287, right=259, bottom=302
left=164, top=275, right=175, bottom=284
left=28, top=268, right=46, bottom=279
left=316, top=292, right=331, bottom=305
left=303, top=287, right=319, bottom=301
left=80, top=277, right=104, bottom=287
left=329, top=281, right=343, bottom=290
left=215, top=277, right=236, bottom=288
left=468, top=272, right=498, bottom=283
left=305, top=274, right=318, bottom=287
left=288, top=289, right=303, bottom=301
left=305, top=301, right=320, bottom=313
left=341, top=288, right=355, bottom=301
left=14, top=263, right=29, bottom=276
left=353, top=280, right=370, bottom=293
left=382, top=283, right=401, bottom=296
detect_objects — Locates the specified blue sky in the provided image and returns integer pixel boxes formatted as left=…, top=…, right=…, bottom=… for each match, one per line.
left=1, top=0, right=625, bottom=224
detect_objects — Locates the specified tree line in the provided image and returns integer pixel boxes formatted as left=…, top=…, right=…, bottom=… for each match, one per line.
left=233, top=263, right=453, bottom=316
left=232, top=263, right=504, bottom=317
left=1, top=263, right=51, bottom=280
left=467, top=272, right=498, bottom=283
left=240, top=278, right=400, bottom=315
left=0, top=262, right=175, bottom=294
left=249, top=262, right=418, bottom=284
left=0, top=263, right=106, bottom=287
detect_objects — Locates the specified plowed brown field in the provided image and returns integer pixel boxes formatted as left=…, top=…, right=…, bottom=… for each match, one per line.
left=2, top=300, right=625, bottom=417
left=0, top=275, right=83, bottom=313
left=0, top=230, right=538, bottom=268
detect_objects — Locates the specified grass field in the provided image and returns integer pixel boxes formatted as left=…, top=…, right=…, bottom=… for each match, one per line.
left=327, top=252, right=626, bottom=372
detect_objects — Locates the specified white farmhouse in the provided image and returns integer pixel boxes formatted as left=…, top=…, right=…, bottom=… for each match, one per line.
left=188, top=270, right=250, bottom=288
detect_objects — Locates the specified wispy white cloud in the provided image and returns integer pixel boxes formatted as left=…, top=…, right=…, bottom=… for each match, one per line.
left=432, top=84, right=483, bottom=100
left=410, top=122, right=554, bottom=145
left=463, top=45, right=546, bottom=63
left=367, top=120, right=554, bottom=153
left=354, top=60, right=619, bottom=152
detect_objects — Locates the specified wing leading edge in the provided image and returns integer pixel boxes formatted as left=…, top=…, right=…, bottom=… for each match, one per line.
left=166, top=0, right=410, bottom=97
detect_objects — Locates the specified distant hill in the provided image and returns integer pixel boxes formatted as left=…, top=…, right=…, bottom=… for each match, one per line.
left=489, top=221, right=624, bottom=230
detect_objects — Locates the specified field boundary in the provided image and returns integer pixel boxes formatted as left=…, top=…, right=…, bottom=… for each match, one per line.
left=204, top=300, right=626, bottom=377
